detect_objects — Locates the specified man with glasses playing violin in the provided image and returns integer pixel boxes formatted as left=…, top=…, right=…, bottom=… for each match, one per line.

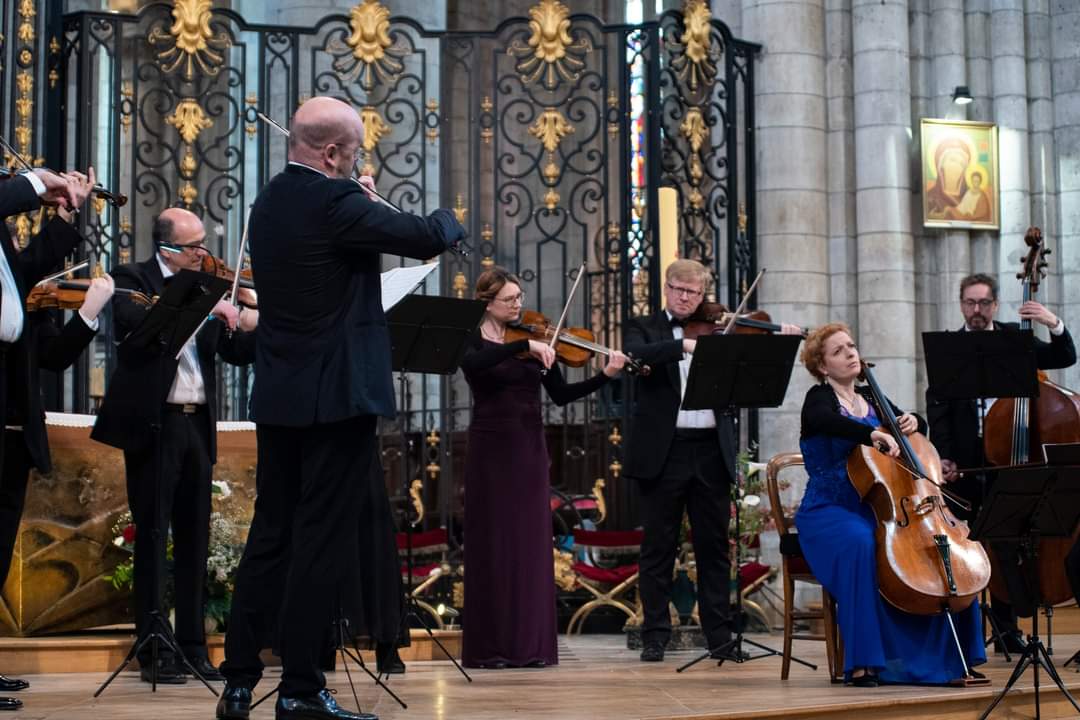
left=92, top=207, right=258, bottom=685
left=928, top=272, right=1076, bottom=653
left=624, top=259, right=802, bottom=663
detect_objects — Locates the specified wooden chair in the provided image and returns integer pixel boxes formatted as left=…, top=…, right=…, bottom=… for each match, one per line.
left=766, top=452, right=843, bottom=682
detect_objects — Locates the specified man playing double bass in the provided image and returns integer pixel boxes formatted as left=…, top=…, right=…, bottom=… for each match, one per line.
left=927, top=272, right=1076, bottom=651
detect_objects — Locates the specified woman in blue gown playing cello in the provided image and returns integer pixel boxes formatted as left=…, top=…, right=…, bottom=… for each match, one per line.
left=795, top=322, right=986, bottom=686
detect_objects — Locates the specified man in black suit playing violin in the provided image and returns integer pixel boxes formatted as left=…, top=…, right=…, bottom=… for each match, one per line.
left=92, top=207, right=258, bottom=684
left=216, top=96, right=464, bottom=720
left=928, top=272, right=1076, bottom=651
left=623, top=258, right=802, bottom=663
left=0, top=167, right=99, bottom=712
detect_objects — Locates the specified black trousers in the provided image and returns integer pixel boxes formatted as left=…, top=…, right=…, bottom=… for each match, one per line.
left=222, top=415, right=376, bottom=697
left=124, top=406, right=213, bottom=663
left=0, top=431, right=32, bottom=590
left=638, top=431, right=732, bottom=649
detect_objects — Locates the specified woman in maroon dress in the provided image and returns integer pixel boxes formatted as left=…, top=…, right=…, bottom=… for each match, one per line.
left=460, top=267, right=627, bottom=668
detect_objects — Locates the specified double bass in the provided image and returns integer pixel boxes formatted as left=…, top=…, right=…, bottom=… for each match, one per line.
left=848, top=362, right=991, bottom=616
left=982, top=227, right=1080, bottom=606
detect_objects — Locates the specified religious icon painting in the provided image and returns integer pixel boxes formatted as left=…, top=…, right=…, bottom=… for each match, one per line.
left=920, top=119, right=999, bottom=230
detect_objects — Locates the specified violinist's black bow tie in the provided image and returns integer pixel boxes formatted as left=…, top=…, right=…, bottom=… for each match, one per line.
left=669, top=315, right=686, bottom=328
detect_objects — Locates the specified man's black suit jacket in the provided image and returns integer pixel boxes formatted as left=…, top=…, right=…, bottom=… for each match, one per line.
left=622, top=311, right=737, bottom=482
left=90, top=257, right=255, bottom=463
left=0, top=177, right=87, bottom=468
left=927, top=321, right=1077, bottom=475
left=246, top=164, right=459, bottom=426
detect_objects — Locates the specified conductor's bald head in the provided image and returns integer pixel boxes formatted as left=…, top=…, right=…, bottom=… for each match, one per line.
left=288, top=96, right=364, bottom=180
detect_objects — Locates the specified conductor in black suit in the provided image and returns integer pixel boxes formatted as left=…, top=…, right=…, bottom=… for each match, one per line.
left=927, top=272, right=1076, bottom=650
left=216, top=96, right=464, bottom=720
left=91, top=207, right=257, bottom=684
left=0, top=168, right=96, bottom=712
left=623, top=259, right=800, bottom=663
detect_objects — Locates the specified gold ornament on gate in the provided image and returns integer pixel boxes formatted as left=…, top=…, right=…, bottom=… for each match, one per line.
left=508, top=0, right=592, bottom=90
left=670, top=0, right=717, bottom=92
left=529, top=107, right=574, bottom=154
left=149, top=0, right=230, bottom=80
left=167, top=98, right=213, bottom=145
left=331, top=0, right=410, bottom=90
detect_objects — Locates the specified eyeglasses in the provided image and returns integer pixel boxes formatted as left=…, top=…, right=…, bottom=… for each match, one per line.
left=494, top=292, right=525, bottom=306
left=961, top=299, right=995, bottom=309
left=665, top=282, right=704, bottom=299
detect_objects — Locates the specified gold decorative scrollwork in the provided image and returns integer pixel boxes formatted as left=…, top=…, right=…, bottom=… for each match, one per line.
left=544, top=188, right=560, bottom=211
left=453, top=194, right=467, bottom=225
left=679, top=106, right=707, bottom=154
left=508, top=0, right=593, bottom=90
left=529, top=107, right=574, bottom=154
left=452, top=271, right=468, bottom=299
left=167, top=98, right=213, bottom=145
left=591, top=478, right=607, bottom=524
left=331, top=0, right=411, bottom=91
left=17, top=0, right=34, bottom=43
left=671, top=0, right=718, bottom=92
left=360, top=106, right=389, bottom=152
left=245, top=94, right=258, bottom=138
left=409, top=478, right=425, bottom=526
left=148, top=0, right=230, bottom=80
left=120, top=83, right=134, bottom=135
left=554, top=548, right=576, bottom=591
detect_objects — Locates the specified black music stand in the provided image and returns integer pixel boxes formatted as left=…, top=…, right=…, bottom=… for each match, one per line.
left=674, top=333, right=809, bottom=674
left=923, top=328, right=1040, bottom=658
left=970, top=464, right=1080, bottom=720
left=388, top=295, right=484, bottom=682
left=96, top=269, right=231, bottom=697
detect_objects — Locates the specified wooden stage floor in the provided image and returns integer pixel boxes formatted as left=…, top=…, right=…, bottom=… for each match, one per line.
left=7, top=633, right=1080, bottom=719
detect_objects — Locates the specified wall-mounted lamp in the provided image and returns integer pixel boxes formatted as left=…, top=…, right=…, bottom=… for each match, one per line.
left=952, top=86, right=973, bottom=105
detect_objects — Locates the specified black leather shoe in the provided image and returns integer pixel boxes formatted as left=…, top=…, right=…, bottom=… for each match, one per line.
left=375, top=643, right=405, bottom=675
left=0, top=697, right=22, bottom=711
left=186, top=656, right=225, bottom=682
left=216, top=685, right=252, bottom=720
left=139, top=657, right=188, bottom=684
left=845, top=672, right=879, bottom=688
left=639, top=642, right=665, bottom=662
left=0, top=675, right=27, bottom=692
left=993, top=631, right=1027, bottom=654
left=276, top=688, right=376, bottom=719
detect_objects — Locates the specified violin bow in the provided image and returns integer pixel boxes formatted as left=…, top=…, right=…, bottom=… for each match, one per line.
left=722, top=268, right=766, bottom=335
left=549, top=262, right=586, bottom=351
left=230, top=204, right=253, bottom=311
left=36, top=259, right=90, bottom=286
left=0, top=134, right=34, bottom=173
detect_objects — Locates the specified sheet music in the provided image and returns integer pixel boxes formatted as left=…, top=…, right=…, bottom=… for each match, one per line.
left=381, top=262, right=439, bottom=311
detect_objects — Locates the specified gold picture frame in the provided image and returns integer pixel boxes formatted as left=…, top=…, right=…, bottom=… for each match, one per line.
left=921, top=119, right=999, bottom=230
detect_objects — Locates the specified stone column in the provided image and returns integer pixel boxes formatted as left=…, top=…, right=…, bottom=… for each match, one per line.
left=1026, top=0, right=1062, bottom=368
left=826, top=0, right=857, bottom=333
left=741, top=0, right=828, bottom=461
left=852, top=0, right=915, bottom=408
left=909, top=0, right=932, bottom=409
left=929, top=0, right=970, bottom=336
left=1053, top=0, right=1080, bottom=390
left=965, top=0, right=997, bottom=272
left=992, top=0, right=1031, bottom=317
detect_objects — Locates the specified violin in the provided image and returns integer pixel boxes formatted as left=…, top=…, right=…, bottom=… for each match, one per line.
left=681, top=301, right=809, bottom=339
left=26, top=278, right=150, bottom=311
left=200, top=254, right=257, bottom=308
left=505, top=309, right=650, bottom=376
left=848, top=361, right=990, bottom=616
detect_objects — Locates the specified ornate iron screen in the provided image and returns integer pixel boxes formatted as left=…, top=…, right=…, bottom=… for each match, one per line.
left=51, top=0, right=757, bottom=530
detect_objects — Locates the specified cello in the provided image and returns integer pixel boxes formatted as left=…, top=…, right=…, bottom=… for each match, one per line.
left=982, top=227, right=1080, bottom=607
left=848, top=361, right=991, bottom=616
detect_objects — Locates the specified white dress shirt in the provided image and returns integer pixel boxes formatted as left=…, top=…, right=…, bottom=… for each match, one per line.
left=668, top=310, right=716, bottom=429
left=156, top=254, right=206, bottom=404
